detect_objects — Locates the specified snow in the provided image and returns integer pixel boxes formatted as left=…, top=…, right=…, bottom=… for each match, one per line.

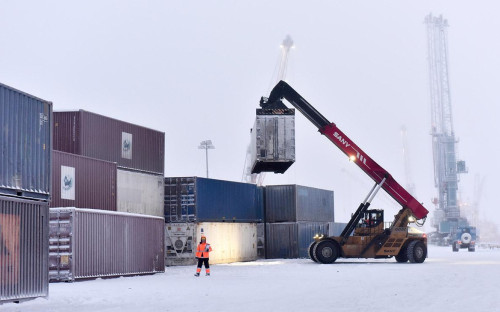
left=3, top=246, right=499, bottom=312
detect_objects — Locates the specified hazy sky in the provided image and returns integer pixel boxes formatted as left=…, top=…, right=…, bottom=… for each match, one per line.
left=1, top=1, right=499, bottom=230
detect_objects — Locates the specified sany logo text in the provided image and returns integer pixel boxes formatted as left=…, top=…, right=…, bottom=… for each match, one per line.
left=333, top=132, right=350, bottom=148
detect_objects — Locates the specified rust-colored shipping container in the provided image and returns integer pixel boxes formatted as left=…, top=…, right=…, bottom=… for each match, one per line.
left=0, top=196, right=49, bottom=303
left=50, top=151, right=117, bottom=211
left=53, top=110, right=164, bottom=175
left=49, top=208, right=164, bottom=282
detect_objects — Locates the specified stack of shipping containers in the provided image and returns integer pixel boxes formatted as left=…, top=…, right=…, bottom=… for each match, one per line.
left=0, top=83, right=52, bottom=303
left=53, top=110, right=165, bottom=217
left=164, top=177, right=264, bottom=265
left=49, top=110, right=166, bottom=281
left=264, top=185, right=335, bottom=259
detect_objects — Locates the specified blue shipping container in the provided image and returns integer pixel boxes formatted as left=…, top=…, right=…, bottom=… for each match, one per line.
left=265, top=185, right=334, bottom=222
left=164, top=177, right=263, bottom=223
left=265, top=222, right=330, bottom=259
left=0, top=83, right=52, bottom=201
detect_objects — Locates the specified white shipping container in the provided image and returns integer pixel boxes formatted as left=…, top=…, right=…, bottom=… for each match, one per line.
left=117, top=169, right=164, bottom=217
left=250, top=114, right=295, bottom=174
left=165, top=222, right=258, bottom=266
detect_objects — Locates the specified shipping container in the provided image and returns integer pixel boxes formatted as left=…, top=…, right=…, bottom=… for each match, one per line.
left=117, top=169, right=164, bottom=217
left=328, top=222, right=348, bottom=236
left=53, top=110, right=164, bottom=174
left=0, top=82, right=52, bottom=201
left=265, top=222, right=329, bottom=259
left=165, top=222, right=258, bottom=266
left=257, top=223, right=265, bottom=258
left=164, top=177, right=263, bottom=223
left=0, top=196, right=49, bottom=303
left=51, top=151, right=117, bottom=211
left=250, top=112, right=295, bottom=174
left=265, top=185, right=334, bottom=222
left=48, top=208, right=164, bottom=282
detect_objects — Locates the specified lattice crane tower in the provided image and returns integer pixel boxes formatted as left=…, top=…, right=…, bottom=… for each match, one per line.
left=425, top=13, right=468, bottom=236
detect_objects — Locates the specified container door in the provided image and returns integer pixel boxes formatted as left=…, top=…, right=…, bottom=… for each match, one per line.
left=49, top=209, right=74, bottom=282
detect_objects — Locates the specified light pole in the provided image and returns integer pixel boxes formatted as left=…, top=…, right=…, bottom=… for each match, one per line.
left=198, top=140, right=215, bottom=178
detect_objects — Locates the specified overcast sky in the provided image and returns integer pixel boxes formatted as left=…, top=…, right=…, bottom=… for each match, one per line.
left=1, top=1, right=499, bottom=230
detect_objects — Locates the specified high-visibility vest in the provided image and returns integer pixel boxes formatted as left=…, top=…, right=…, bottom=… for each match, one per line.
left=196, top=243, right=212, bottom=258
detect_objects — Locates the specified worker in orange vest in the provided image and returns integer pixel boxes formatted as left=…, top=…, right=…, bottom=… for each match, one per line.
left=194, top=235, right=212, bottom=277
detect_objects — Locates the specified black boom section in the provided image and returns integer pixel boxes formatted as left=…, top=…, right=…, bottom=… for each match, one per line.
left=264, top=80, right=331, bottom=130
left=339, top=202, right=372, bottom=244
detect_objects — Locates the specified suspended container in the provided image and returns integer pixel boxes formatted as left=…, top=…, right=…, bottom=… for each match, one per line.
left=49, top=208, right=164, bottom=282
left=0, top=82, right=52, bottom=201
left=53, top=110, right=164, bottom=175
left=117, top=169, right=164, bottom=217
left=164, top=177, right=263, bottom=223
left=250, top=109, right=295, bottom=174
left=51, top=151, right=117, bottom=211
left=0, top=196, right=49, bottom=303
left=265, top=185, right=334, bottom=222
left=265, top=222, right=330, bottom=259
left=165, top=222, right=257, bottom=266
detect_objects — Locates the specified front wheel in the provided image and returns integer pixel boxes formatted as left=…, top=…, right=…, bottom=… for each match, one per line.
left=313, top=240, right=340, bottom=264
left=407, top=240, right=427, bottom=263
left=308, top=241, right=318, bottom=262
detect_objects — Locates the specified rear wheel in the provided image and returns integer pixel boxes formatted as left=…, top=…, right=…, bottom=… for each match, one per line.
left=313, top=240, right=339, bottom=264
left=395, top=246, right=408, bottom=263
left=468, top=246, right=475, bottom=252
left=308, top=241, right=318, bottom=262
left=407, top=240, right=426, bottom=263
left=452, top=243, right=459, bottom=252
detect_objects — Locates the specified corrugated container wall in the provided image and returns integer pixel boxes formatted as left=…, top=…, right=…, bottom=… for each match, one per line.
left=49, top=208, right=164, bottom=282
left=328, top=222, right=347, bottom=237
left=265, top=222, right=329, bottom=259
left=0, top=83, right=52, bottom=201
left=164, top=177, right=263, bottom=223
left=117, top=169, right=164, bottom=217
left=0, top=196, right=49, bottom=303
left=250, top=112, right=295, bottom=174
left=265, top=185, right=334, bottom=222
left=53, top=110, right=164, bottom=175
left=165, top=222, right=257, bottom=266
left=50, top=151, right=117, bottom=211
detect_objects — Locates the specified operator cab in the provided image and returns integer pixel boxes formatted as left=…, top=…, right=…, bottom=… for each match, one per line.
left=357, top=209, right=384, bottom=229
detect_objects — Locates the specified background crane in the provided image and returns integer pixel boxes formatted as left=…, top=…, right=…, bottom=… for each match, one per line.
left=400, top=125, right=416, bottom=196
left=425, top=13, right=469, bottom=244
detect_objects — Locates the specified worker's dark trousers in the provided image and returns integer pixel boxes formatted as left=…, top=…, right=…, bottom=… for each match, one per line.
left=197, top=258, right=209, bottom=270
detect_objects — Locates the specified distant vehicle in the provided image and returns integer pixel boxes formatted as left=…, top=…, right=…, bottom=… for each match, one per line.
left=452, top=227, right=476, bottom=252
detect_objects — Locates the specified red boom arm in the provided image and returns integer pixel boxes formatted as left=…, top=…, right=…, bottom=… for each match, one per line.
left=263, top=81, right=429, bottom=220
left=319, top=124, right=428, bottom=219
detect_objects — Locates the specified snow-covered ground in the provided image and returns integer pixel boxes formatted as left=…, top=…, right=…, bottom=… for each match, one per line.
left=3, top=246, right=499, bottom=312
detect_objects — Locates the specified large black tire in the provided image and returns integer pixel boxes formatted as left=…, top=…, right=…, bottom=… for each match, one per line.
left=407, top=240, right=427, bottom=263
left=452, top=243, right=459, bottom=252
left=468, top=246, right=475, bottom=252
left=308, top=241, right=318, bottom=262
left=313, top=240, right=339, bottom=264
left=395, top=246, right=408, bottom=263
